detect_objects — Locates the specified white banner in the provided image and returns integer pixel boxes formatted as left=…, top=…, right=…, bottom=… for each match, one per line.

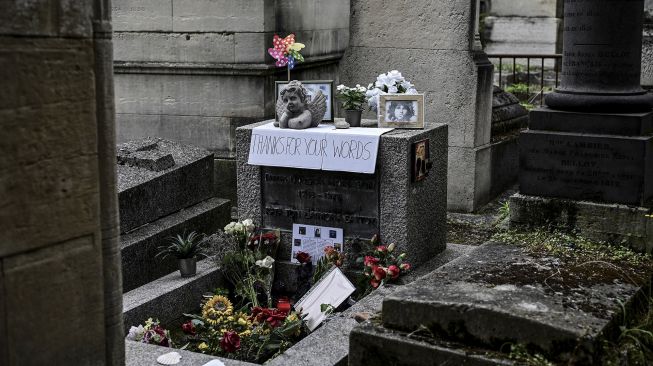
left=248, top=122, right=392, bottom=174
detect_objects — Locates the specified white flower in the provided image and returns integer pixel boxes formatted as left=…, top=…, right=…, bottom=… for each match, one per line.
left=255, top=255, right=275, bottom=269
left=234, top=223, right=244, bottom=233
left=242, top=218, right=255, bottom=232
left=126, top=325, right=145, bottom=341
left=367, top=83, right=373, bottom=89
left=336, top=84, right=345, bottom=91
left=224, top=221, right=235, bottom=233
left=388, top=85, right=398, bottom=93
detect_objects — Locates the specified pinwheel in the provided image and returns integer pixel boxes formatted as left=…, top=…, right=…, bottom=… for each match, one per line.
left=267, top=34, right=305, bottom=80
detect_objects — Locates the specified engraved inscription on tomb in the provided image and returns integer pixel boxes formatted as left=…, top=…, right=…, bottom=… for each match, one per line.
left=262, top=167, right=379, bottom=237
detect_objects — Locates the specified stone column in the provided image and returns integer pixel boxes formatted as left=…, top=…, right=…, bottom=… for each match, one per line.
left=546, top=0, right=653, bottom=111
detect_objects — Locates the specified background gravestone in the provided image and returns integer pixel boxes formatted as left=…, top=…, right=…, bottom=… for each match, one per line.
left=338, top=0, right=495, bottom=212
left=512, top=0, right=653, bottom=252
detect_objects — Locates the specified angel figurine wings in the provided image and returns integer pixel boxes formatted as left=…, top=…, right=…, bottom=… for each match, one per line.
left=275, top=80, right=327, bottom=129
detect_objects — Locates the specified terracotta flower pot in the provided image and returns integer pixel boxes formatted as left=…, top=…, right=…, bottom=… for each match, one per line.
left=345, top=109, right=362, bottom=127
left=178, top=257, right=197, bottom=277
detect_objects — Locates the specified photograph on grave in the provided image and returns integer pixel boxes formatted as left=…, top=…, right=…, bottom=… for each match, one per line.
left=291, top=223, right=344, bottom=264
left=274, top=80, right=327, bottom=130
left=378, top=94, right=425, bottom=129
left=412, top=138, right=431, bottom=182
left=276, top=80, right=334, bottom=121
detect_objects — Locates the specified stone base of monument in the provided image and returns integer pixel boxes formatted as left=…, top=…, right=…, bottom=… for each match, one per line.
left=236, top=120, right=448, bottom=267
left=509, top=193, right=652, bottom=253
left=348, top=242, right=650, bottom=365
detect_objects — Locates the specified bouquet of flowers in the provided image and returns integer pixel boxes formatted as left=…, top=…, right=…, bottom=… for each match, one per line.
left=126, top=318, right=172, bottom=347
left=336, top=84, right=367, bottom=111
left=221, top=219, right=280, bottom=307
left=365, top=70, right=418, bottom=112
left=358, top=235, right=411, bottom=291
left=179, top=292, right=305, bottom=363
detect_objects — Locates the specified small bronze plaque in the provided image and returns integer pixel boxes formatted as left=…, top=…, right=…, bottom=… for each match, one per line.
left=262, top=167, right=379, bottom=238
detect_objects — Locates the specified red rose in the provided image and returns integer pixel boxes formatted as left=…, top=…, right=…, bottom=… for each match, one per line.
left=295, top=251, right=312, bottom=264
left=387, top=265, right=400, bottom=279
left=373, top=265, right=386, bottom=281
left=370, top=278, right=381, bottom=288
left=181, top=320, right=196, bottom=335
left=400, top=263, right=411, bottom=271
left=250, top=307, right=287, bottom=328
left=375, top=245, right=387, bottom=253
left=364, top=256, right=379, bottom=267
left=220, top=331, right=241, bottom=353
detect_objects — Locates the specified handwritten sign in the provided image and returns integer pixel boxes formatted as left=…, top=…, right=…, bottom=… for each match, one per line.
left=248, top=123, right=392, bottom=174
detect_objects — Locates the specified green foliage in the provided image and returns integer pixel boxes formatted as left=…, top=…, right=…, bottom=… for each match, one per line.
left=505, top=83, right=530, bottom=95
left=506, top=344, right=554, bottom=366
left=155, top=231, right=207, bottom=260
left=520, top=101, right=535, bottom=110
left=497, top=201, right=510, bottom=221
left=336, top=85, right=367, bottom=111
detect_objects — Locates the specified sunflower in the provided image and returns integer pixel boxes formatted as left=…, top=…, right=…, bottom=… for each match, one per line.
left=202, top=295, right=234, bottom=326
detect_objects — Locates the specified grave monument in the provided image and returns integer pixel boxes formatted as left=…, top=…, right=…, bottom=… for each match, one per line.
left=511, top=0, right=653, bottom=252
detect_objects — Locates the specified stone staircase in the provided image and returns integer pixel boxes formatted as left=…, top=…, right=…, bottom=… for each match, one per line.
left=117, top=138, right=231, bottom=292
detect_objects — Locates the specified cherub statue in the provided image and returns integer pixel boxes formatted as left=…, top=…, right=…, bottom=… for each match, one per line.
left=275, top=80, right=327, bottom=129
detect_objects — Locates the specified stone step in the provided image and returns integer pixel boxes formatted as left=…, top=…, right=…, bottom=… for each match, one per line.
left=121, top=197, right=231, bottom=292
left=377, top=242, right=644, bottom=363
left=349, top=321, right=514, bottom=366
left=123, top=258, right=225, bottom=333
left=117, top=138, right=215, bottom=233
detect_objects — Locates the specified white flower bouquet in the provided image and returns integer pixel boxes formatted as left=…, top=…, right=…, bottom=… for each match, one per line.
left=365, top=70, right=418, bottom=112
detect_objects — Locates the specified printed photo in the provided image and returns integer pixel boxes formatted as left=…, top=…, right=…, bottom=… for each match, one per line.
left=276, top=80, right=334, bottom=121
left=299, top=226, right=306, bottom=235
left=385, top=101, right=418, bottom=123
left=329, top=230, right=337, bottom=239
left=294, top=238, right=302, bottom=247
left=314, top=228, right=321, bottom=238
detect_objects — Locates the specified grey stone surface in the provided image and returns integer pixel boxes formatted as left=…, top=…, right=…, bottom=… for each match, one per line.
left=381, top=242, right=643, bottom=361
left=489, top=137, right=519, bottom=199
left=117, top=138, right=215, bottom=233
left=265, top=317, right=358, bottom=366
left=123, top=258, right=225, bottom=332
left=491, top=86, right=528, bottom=137
left=349, top=322, right=514, bottom=366
left=126, top=340, right=256, bottom=366
left=483, top=16, right=561, bottom=55
left=236, top=120, right=448, bottom=267
left=121, top=197, right=231, bottom=292
left=340, top=0, right=495, bottom=212
left=530, top=108, right=653, bottom=136
left=510, top=193, right=653, bottom=253
left=490, top=0, right=559, bottom=17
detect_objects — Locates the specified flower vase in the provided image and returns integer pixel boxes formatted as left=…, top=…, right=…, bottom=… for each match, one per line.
left=345, top=109, right=362, bottom=127
left=178, top=257, right=197, bottom=277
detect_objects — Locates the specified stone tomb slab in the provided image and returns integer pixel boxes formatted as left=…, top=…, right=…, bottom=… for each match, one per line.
left=236, top=120, right=448, bottom=267
left=379, top=242, right=645, bottom=362
left=519, top=129, right=653, bottom=206
left=117, top=138, right=215, bottom=233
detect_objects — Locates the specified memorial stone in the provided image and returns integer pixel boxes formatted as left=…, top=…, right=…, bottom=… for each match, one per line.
left=237, top=120, right=448, bottom=267
left=514, top=0, right=653, bottom=249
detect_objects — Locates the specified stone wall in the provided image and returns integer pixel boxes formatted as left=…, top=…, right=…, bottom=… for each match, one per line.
left=113, top=0, right=350, bottom=203
left=483, top=0, right=563, bottom=54
left=339, top=0, right=495, bottom=212
left=1, top=1, right=122, bottom=364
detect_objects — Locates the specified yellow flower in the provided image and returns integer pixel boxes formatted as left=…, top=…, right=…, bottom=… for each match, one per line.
left=238, top=317, right=248, bottom=326
left=239, top=329, right=252, bottom=337
left=198, top=342, right=208, bottom=351
left=202, top=295, right=234, bottom=326
left=227, top=316, right=234, bottom=322
left=287, top=313, right=298, bottom=322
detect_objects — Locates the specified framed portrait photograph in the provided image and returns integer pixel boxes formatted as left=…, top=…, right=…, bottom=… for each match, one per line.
left=275, top=80, right=334, bottom=121
left=378, top=94, right=424, bottom=129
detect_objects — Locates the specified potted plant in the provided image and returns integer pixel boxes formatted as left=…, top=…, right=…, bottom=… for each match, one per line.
left=336, top=84, right=367, bottom=127
left=156, top=231, right=207, bottom=277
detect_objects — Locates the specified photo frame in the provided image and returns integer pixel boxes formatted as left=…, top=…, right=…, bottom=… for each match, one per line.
left=275, top=80, right=334, bottom=122
left=378, top=94, right=425, bottom=129
left=412, top=138, right=431, bottom=182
